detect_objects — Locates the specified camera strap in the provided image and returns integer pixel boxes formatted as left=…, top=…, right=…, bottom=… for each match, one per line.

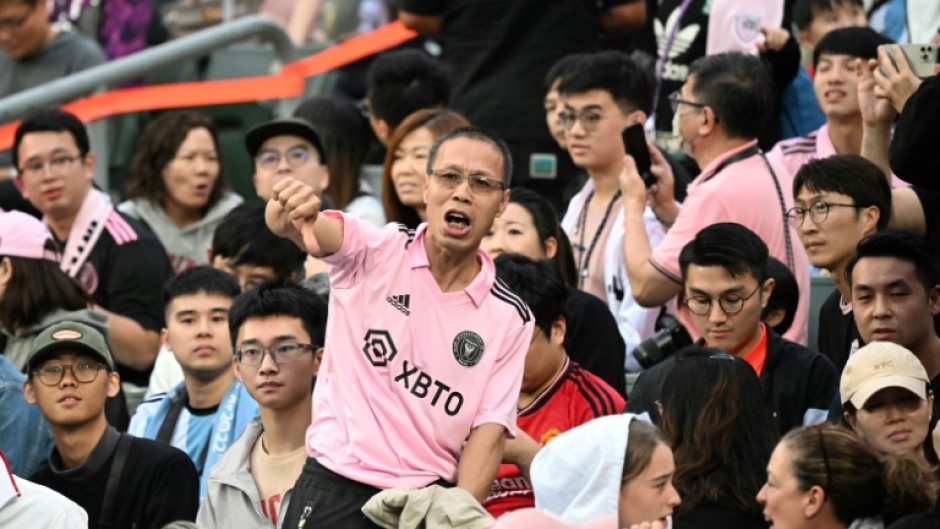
left=98, top=433, right=132, bottom=529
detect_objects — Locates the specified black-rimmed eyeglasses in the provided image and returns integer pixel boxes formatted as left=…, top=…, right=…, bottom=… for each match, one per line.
left=686, top=284, right=762, bottom=316
left=235, top=342, right=319, bottom=366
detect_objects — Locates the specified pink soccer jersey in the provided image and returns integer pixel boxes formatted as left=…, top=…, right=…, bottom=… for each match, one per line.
left=306, top=212, right=534, bottom=490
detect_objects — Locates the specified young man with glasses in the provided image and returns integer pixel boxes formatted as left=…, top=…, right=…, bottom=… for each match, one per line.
left=245, top=118, right=330, bottom=202
left=553, top=51, right=665, bottom=369
left=627, top=222, right=837, bottom=435
left=789, top=154, right=891, bottom=371
left=619, top=52, right=812, bottom=347
left=199, top=284, right=327, bottom=528
left=129, top=267, right=258, bottom=500
left=267, top=126, right=533, bottom=528
left=12, top=109, right=173, bottom=411
left=25, top=320, right=199, bottom=528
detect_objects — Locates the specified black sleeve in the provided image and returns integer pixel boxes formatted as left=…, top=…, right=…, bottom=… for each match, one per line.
left=398, top=0, right=445, bottom=16
left=140, top=447, right=199, bottom=529
left=564, top=291, right=627, bottom=397
left=890, top=75, right=940, bottom=189
left=100, top=236, right=172, bottom=332
left=761, top=34, right=801, bottom=89
left=805, top=353, right=839, bottom=423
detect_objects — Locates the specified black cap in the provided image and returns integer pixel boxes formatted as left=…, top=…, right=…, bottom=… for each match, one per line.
left=244, top=118, right=327, bottom=163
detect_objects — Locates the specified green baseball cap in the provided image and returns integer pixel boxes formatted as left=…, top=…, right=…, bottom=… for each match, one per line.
left=27, top=321, right=115, bottom=371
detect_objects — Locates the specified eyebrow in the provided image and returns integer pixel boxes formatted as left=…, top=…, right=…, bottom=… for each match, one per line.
left=688, top=286, right=746, bottom=296
left=238, top=334, right=299, bottom=345
left=22, top=148, right=71, bottom=164
left=174, top=307, right=230, bottom=318
left=436, top=162, right=497, bottom=177
left=853, top=278, right=910, bottom=291
left=563, top=104, right=603, bottom=112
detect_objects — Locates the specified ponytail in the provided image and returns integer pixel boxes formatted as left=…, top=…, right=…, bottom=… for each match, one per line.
left=880, top=454, right=939, bottom=524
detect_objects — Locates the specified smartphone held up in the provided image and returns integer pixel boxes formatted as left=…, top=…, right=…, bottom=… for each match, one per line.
left=621, top=123, right=656, bottom=188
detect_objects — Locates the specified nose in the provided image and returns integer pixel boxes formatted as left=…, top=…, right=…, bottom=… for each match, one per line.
left=872, top=295, right=892, bottom=319
left=756, top=483, right=768, bottom=504
left=59, top=366, right=79, bottom=387
left=196, top=317, right=213, bottom=336
left=258, top=349, right=279, bottom=374
left=275, top=153, right=292, bottom=172
left=707, top=302, right=729, bottom=323
left=666, top=482, right=681, bottom=507
left=486, top=231, right=504, bottom=256
left=451, top=176, right=474, bottom=203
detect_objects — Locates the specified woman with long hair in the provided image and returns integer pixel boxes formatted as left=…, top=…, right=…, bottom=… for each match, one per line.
left=381, top=108, right=470, bottom=228
left=758, top=424, right=938, bottom=528
left=660, top=348, right=778, bottom=528
left=120, top=111, right=242, bottom=273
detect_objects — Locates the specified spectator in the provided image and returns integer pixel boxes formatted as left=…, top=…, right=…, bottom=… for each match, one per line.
left=793, top=0, right=867, bottom=53
left=246, top=118, right=330, bottom=202
left=0, top=210, right=128, bottom=429
left=0, top=449, right=87, bottom=528
left=627, top=223, right=837, bottom=435
left=294, top=96, right=384, bottom=226
left=119, top=112, right=243, bottom=274
left=757, top=424, right=937, bottom=527
left=660, top=348, right=777, bottom=528
left=48, top=0, right=160, bottom=62
left=268, top=126, right=533, bottom=527
left=543, top=55, right=583, bottom=152
left=198, top=285, right=327, bottom=528
left=129, top=267, right=257, bottom=500
left=381, top=108, right=469, bottom=228
left=840, top=342, right=933, bottom=460
left=531, top=414, right=680, bottom=526
left=0, top=354, right=52, bottom=478
left=482, top=188, right=626, bottom=395
left=788, top=155, right=891, bottom=371
left=365, top=49, right=451, bottom=145
left=0, top=0, right=105, bottom=98
left=764, top=257, right=800, bottom=337
left=12, top=109, right=173, bottom=391
left=556, top=51, right=671, bottom=369
left=832, top=231, right=940, bottom=417
left=768, top=27, right=893, bottom=181
left=146, top=202, right=307, bottom=398
left=26, top=321, right=199, bottom=528
left=620, top=52, right=810, bottom=346
left=399, top=0, right=646, bottom=212
left=484, top=254, right=624, bottom=517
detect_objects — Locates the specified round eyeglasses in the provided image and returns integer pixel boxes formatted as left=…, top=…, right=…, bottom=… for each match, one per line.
left=686, top=284, right=762, bottom=316
left=785, top=201, right=861, bottom=227
left=33, top=361, right=107, bottom=386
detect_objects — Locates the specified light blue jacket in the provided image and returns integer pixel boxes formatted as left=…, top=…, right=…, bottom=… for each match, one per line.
left=129, top=380, right=257, bottom=499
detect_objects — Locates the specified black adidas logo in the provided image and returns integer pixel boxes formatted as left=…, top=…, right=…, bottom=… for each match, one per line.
left=386, top=294, right=411, bottom=316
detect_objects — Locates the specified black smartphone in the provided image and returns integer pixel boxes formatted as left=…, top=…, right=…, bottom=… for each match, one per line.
left=621, top=123, right=655, bottom=188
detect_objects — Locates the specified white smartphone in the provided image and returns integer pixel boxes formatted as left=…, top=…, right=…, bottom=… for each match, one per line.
left=880, top=43, right=938, bottom=78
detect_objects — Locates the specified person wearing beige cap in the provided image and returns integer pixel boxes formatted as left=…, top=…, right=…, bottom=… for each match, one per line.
left=841, top=341, right=933, bottom=458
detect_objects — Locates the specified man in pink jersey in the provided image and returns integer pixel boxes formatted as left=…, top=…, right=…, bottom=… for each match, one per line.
left=266, top=126, right=534, bottom=528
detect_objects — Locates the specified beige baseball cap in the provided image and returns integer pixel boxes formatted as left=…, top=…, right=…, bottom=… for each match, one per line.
left=841, top=342, right=929, bottom=408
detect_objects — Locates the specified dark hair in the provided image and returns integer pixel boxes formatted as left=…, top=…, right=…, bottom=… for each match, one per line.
left=793, top=0, right=864, bottom=31
left=228, top=284, right=328, bottom=347
left=889, top=513, right=940, bottom=529
left=210, top=202, right=306, bottom=285
left=427, top=126, right=513, bottom=185
left=660, top=348, right=778, bottom=515
left=367, top=49, right=451, bottom=128
left=556, top=50, right=654, bottom=115
left=688, top=52, right=775, bottom=140
left=13, top=109, right=89, bottom=169
left=623, top=419, right=670, bottom=483
left=764, top=257, right=799, bottom=336
left=544, top=54, right=587, bottom=91
left=127, top=111, right=227, bottom=213
left=792, top=154, right=892, bottom=231
left=845, top=230, right=940, bottom=293
left=783, top=424, right=937, bottom=525
left=294, top=96, right=370, bottom=210
left=381, top=108, right=470, bottom=228
left=679, top=223, right=769, bottom=285
left=163, top=266, right=240, bottom=311
left=0, top=255, right=89, bottom=333
left=813, top=26, right=893, bottom=69
left=507, top=188, right=577, bottom=286
left=494, top=253, right=566, bottom=336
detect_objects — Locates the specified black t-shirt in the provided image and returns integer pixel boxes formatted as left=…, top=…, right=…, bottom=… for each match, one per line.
left=564, top=286, right=627, bottom=397
left=913, top=185, right=940, bottom=264
left=816, top=289, right=861, bottom=373
left=31, top=428, right=199, bottom=529
left=67, top=212, right=173, bottom=386
left=398, top=0, right=636, bottom=144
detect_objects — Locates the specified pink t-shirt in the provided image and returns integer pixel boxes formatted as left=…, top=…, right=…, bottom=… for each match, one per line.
left=307, top=212, right=533, bottom=489
left=650, top=141, right=810, bottom=345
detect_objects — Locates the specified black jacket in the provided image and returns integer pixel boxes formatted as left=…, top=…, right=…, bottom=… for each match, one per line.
left=626, top=328, right=838, bottom=435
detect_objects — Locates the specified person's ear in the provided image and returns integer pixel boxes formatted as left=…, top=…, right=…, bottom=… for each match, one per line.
left=23, top=379, right=37, bottom=405
left=699, top=106, right=717, bottom=135
left=550, top=316, right=567, bottom=346
left=160, top=328, right=170, bottom=351
left=544, top=236, right=558, bottom=259
left=764, top=307, right=785, bottom=329
left=232, top=356, right=243, bottom=383
left=0, top=257, right=13, bottom=287
left=844, top=410, right=860, bottom=433
left=106, top=371, right=120, bottom=398
left=760, top=278, right=776, bottom=309
left=369, top=116, right=391, bottom=146
left=803, top=485, right=827, bottom=518
left=496, top=188, right=510, bottom=218
left=861, top=205, right=880, bottom=234
left=312, top=347, right=324, bottom=378
left=928, top=285, right=940, bottom=317
left=83, top=152, right=97, bottom=182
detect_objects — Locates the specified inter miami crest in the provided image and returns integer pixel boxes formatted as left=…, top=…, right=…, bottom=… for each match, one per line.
left=452, top=331, right=484, bottom=367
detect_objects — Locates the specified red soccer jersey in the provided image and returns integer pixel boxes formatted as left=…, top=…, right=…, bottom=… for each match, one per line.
left=483, top=358, right=625, bottom=518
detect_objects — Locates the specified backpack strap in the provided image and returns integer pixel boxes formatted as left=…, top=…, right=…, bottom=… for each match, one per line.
left=98, top=433, right=132, bottom=529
